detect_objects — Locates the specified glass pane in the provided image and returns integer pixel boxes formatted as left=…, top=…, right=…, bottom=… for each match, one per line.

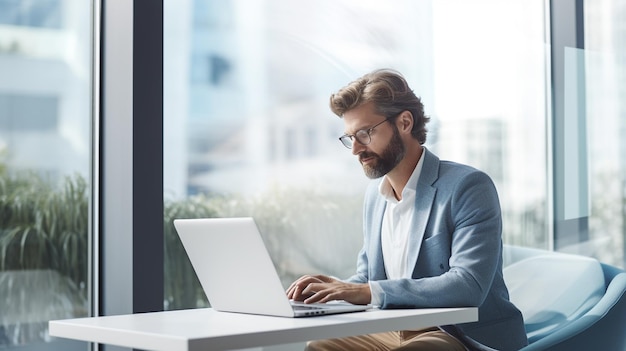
left=583, top=1, right=626, bottom=268
left=430, top=1, right=549, bottom=248
left=163, top=0, right=549, bottom=310
left=0, top=0, right=92, bottom=349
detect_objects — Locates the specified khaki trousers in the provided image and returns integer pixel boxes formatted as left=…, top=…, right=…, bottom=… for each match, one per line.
left=305, top=328, right=467, bottom=351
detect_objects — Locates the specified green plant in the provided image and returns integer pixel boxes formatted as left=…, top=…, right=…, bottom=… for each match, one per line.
left=0, top=170, right=89, bottom=346
left=0, top=172, right=88, bottom=284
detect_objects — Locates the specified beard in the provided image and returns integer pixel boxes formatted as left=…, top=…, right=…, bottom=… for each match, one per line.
left=359, top=126, right=405, bottom=179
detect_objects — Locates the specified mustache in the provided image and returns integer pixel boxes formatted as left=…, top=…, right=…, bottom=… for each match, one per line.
left=359, top=152, right=378, bottom=162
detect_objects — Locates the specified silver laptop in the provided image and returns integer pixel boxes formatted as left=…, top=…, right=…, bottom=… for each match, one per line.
left=173, top=217, right=370, bottom=317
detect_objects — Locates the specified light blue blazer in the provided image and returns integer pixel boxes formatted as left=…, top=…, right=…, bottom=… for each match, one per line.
left=345, top=148, right=528, bottom=351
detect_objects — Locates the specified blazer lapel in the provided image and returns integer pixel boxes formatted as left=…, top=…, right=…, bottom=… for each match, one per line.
left=406, top=148, right=438, bottom=274
left=370, top=194, right=388, bottom=280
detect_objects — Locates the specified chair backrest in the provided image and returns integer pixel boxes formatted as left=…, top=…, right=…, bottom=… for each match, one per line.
left=504, top=245, right=626, bottom=350
left=503, top=251, right=605, bottom=343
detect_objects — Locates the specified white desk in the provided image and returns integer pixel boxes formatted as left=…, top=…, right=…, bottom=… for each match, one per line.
left=49, top=307, right=477, bottom=351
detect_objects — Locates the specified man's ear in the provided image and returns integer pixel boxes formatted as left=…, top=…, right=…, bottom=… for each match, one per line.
left=398, top=111, right=414, bottom=133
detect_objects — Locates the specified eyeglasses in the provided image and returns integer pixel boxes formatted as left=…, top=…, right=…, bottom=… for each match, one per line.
left=339, top=118, right=390, bottom=149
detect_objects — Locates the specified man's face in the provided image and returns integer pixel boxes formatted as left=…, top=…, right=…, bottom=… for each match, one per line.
left=342, top=103, right=406, bottom=179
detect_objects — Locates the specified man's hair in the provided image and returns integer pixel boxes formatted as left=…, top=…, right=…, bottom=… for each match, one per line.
left=329, top=69, right=429, bottom=144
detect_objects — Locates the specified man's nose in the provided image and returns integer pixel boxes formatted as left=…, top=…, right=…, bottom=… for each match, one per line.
left=351, top=140, right=365, bottom=156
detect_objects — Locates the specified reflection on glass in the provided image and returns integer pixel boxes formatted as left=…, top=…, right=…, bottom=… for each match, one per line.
left=163, top=0, right=549, bottom=309
left=0, top=0, right=91, bottom=349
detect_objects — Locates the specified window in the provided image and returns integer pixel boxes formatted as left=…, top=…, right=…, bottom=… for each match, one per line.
left=163, top=0, right=549, bottom=310
left=0, top=0, right=92, bottom=349
left=582, top=0, right=626, bottom=267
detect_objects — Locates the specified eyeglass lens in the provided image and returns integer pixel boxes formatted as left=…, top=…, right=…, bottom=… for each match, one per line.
left=340, top=129, right=371, bottom=149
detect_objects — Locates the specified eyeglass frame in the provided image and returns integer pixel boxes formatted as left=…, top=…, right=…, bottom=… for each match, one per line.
left=338, top=114, right=398, bottom=149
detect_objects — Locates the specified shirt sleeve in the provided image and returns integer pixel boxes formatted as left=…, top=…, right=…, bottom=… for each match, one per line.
left=369, top=281, right=383, bottom=307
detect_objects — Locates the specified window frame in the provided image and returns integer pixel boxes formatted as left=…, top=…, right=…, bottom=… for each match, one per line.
left=99, top=0, right=164, bottom=328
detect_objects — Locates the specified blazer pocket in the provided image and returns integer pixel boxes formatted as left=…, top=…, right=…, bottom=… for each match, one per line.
left=417, top=233, right=451, bottom=275
left=422, top=231, right=451, bottom=254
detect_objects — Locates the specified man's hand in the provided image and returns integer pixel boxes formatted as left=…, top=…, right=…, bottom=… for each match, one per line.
left=286, top=274, right=371, bottom=305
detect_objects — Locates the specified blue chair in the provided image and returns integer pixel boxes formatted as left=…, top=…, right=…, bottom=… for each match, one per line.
left=503, top=245, right=626, bottom=350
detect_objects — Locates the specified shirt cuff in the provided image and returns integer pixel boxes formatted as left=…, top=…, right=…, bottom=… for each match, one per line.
left=369, top=281, right=383, bottom=307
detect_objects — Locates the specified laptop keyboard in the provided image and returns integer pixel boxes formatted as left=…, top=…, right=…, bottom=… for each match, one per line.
left=292, top=304, right=324, bottom=311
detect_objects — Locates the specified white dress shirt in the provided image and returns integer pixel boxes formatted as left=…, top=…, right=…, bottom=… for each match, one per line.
left=369, top=149, right=424, bottom=306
